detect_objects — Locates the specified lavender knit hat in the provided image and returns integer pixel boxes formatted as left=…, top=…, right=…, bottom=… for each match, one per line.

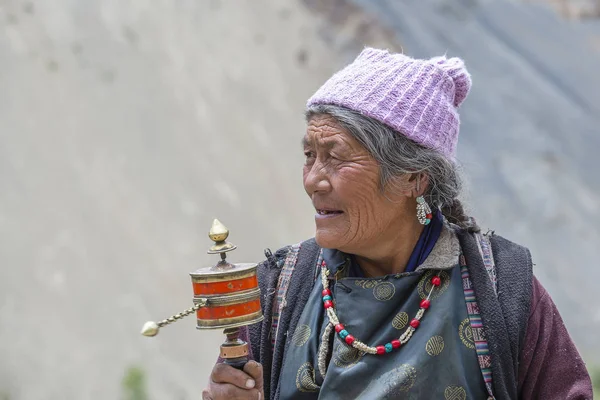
left=307, top=48, right=472, bottom=158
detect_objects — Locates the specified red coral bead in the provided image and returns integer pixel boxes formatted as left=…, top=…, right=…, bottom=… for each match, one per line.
left=322, top=289, right=331, bottom=297
left=345, top=335, right=355, bottom=345
left=426, top=213, right=432, bottom=219
left=376, top=345, right=386, bottom=355
left=323, top=300, right=333, bottom=309
left=334, top=324, right=345, bottom=333
left=391, top=339, right=401, bottom=349
left=420, top=299, right=431, bottom=309
left=410, top=319, right=420, bottom=328
left=431, top=276, right=441, bottom=286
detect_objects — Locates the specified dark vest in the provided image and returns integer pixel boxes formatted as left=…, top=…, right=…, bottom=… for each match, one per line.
left=248, top=229, right=533, bottom=400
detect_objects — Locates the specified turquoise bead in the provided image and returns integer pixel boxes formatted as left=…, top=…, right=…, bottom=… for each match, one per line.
left=424, top=219, right=431, bottom=225
left=322, top=295, right=332, bottom=302
left=385, top=343, right=393, bottom=353
left=339, top=330, right=349, bottom=339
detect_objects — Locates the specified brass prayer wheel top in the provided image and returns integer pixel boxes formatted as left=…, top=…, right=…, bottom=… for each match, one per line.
left=207, top=219, right=237, bottom=254
left=190, top=219, right=258, bottom=279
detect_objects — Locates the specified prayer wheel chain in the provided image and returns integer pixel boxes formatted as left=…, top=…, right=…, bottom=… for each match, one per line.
left=158, top=302, right=203, bottom=327
left=141, top=298, right=207, bottom=337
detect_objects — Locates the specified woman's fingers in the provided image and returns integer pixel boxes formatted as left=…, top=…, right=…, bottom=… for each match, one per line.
left=210, top=364, right=256, bottom=389
left=243, top=361, right=264, bottom=393
left=206, top=382, right=260, bottom=399
left=210, top=363, right=256, bottom=389
left=206, top=361, right=264, bottom=399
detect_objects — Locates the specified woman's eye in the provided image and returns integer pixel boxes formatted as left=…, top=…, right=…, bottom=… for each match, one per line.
left=304, top=151, right=315, bottom=159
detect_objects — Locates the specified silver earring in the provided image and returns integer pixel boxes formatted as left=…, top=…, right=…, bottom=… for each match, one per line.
left=416, top=196, right=432, bottom=225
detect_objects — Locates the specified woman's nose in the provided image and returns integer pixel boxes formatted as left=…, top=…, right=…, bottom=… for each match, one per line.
left=304, top=162, right=331, bottom=195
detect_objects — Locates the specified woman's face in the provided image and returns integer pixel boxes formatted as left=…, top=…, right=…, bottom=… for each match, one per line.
left=302, top=114, right=413, bottom=254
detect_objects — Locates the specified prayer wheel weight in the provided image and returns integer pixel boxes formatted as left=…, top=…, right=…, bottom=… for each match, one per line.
left=141, top=219, right=264, bottom=369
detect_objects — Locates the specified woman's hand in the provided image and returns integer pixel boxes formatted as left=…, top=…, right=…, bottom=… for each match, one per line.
left=202, top=361, right=264, bottom=400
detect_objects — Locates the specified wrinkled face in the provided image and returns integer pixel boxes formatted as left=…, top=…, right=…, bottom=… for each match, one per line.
left=302, top=115, right=413, bottom=253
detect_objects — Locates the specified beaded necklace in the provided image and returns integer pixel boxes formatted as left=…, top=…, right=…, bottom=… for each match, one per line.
left=319, top=263, right=442, bottom=356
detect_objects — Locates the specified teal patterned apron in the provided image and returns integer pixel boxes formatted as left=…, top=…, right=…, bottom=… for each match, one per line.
left=278, top=257, right=489, bottom=399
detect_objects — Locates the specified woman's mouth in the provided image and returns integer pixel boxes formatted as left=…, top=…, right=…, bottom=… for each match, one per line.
left=316, top=209, right=344, bottom=219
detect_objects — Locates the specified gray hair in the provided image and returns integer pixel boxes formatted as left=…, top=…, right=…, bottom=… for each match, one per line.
left=305, top=104, right=479, bottom=232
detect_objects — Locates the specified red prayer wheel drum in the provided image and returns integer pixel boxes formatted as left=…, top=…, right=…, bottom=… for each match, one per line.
left=190, top=262, right=262, bottom=329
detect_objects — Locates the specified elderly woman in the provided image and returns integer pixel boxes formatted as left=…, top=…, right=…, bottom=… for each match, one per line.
left=203, top=48, right=593, bottom=399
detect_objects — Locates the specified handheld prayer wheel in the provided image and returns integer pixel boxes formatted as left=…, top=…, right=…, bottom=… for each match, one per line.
left=141, top=219, right=263, bottom=368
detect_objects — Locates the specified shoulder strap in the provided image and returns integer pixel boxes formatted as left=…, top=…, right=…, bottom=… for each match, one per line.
left=270, top=243, right=301, bottom=349
left=250, top=245, right=290, bottom=400
left=457, top=230, right=516, bottom=399
left=270, top=238, right=321, bottom=400
left=488, top=234, right=533, bottom=374
left=457, top=230, right=533, bottom=400
left=459, top=252, right=495, bottom=399
left=476, top=231, right=533, bottom=370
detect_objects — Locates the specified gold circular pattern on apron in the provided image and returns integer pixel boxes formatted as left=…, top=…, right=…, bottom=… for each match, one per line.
left=458, top=318, right=475, bottom=349
left=373, top=282, right=395, bottom=301
left=291, top=324, right=311, bottom=347
left=355, top=279, right=382, bottom=289
left=418, top=270, right=451, bottom=300
left=387, top=364, right=417, bottom=393
left=425, top=335, right=445, bottom=356
left=392, top=311, right=409, bottom=330
left=365, top=363, right=417, bottom=395
left=332, top=338, right=362, bottom=368
left=444, top=385, right=467, bottom=400
left=296, top=362, right=319, bottom=392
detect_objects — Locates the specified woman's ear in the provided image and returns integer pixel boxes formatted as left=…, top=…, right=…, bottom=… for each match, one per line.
left=410, top=173, right=430, bottom=198
left=383, top=174, right=413, bottom=201
left=384, top=173, right=428, bottom=200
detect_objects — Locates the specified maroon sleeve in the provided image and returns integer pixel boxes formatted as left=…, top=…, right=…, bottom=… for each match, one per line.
left=517, top=276, right=593, bottom=399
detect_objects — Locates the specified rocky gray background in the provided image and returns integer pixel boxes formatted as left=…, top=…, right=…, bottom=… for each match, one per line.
left=1, top=0, right=598, bottom=398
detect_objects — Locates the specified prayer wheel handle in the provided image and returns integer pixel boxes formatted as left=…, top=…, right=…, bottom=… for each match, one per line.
left=220, top=327, right=249, bottom=370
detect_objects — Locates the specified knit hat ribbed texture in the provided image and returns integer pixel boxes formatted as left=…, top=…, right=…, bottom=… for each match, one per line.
left=307, top=47, right=472, bottom=158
